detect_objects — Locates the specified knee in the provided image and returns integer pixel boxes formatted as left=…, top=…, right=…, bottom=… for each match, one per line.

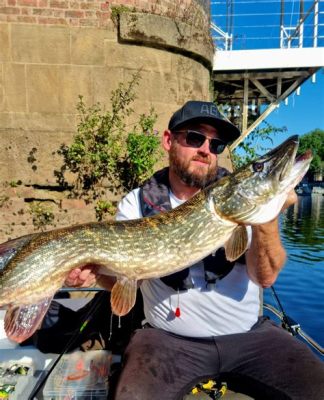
left=114, top=378, right=157, bottom=400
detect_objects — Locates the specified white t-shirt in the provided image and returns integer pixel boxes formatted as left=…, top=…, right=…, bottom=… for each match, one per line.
left=116, top=188, right=260, bottom=337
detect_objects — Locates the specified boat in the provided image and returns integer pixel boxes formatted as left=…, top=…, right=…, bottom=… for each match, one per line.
left=296, top=183, right=313, bottom=196
left=312, top=186, right=324, bottom=196
left=1, top=289, right=322, bottom=400
left=296, top=183, right=324, bottom=196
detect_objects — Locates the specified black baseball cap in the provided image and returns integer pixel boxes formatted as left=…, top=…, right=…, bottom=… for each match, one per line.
left=168, top=100, right=240, bottom=143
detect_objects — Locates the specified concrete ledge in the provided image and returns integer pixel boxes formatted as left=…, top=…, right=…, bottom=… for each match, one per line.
left=119, top=12, right=214, bottom=69
left=213, top=47, right=324, bottom=71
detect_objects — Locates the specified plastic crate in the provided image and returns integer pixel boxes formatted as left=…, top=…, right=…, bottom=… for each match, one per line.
left=42, top=350, right=112, bottom=400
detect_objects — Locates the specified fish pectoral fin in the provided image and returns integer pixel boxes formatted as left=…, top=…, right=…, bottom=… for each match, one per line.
left=224, top=225, right=248, bottom=262
left=110, top=277, right=137, bottom=317
left=4, top=297, right=53, bottom=343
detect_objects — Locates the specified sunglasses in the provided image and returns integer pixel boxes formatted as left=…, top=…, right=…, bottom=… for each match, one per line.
left=172, top=130, right=226, bottom=155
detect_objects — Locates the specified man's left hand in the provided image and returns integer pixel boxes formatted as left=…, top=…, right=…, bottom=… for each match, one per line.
left=281, top=190, right=298, bottom=212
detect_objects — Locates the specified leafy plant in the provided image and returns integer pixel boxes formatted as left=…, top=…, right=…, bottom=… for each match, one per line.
left=297, top=129, right=323, bottom=175
left=9, top=180, right=22, bottom=188
left=231, top=121, right=287, bottom=169
left=110, top=4, right=132, bottom=26
left=29, top=202, right=55, bottom=231
left=0, top=195, right=9, bottom=208
left=55, top=71, right=161, bottom=218
left=95, top=200, right=117, bottom=221
left=119, top=108, right=161, bottom=191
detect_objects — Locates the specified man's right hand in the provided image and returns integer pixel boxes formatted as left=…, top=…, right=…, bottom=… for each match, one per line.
left=64, top=265, right=99, bottom=287
left=64, top=265, right=117, bottom=291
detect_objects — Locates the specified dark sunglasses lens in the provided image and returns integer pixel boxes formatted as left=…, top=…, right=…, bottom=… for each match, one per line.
left=183, top=130, right=226, bottom=154
left=186, top=131, right=205, bottom=148
left=210, top=140, right=226, bottom=154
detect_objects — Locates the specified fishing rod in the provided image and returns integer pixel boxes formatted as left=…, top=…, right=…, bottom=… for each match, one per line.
left=28, top=290, right=107, bottom=400
left=264, top=286, right=324, bottom=356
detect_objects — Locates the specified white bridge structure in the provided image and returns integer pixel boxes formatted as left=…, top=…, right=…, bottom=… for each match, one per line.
left=211, top=0, right=324, bottom=149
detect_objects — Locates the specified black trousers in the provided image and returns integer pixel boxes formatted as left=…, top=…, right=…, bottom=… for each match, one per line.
left=114, top=317, right=324, bottom=400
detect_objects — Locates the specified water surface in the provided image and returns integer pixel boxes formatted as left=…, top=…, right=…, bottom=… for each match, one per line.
left=264, top=194, right=324, bottom=358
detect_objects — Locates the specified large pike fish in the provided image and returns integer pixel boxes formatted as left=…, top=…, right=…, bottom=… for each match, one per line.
left=0, top=135, right=312, bottom=343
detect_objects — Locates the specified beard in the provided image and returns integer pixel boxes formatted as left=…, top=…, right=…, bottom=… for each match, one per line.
left=169, top=144, right=218, bottom=189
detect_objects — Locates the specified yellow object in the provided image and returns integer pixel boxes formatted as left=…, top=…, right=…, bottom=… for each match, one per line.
left=202, top=380, right=216, bottom=390
left=190, top=380, right=228, bottom=398
left=219, top=384, right=227, bottom=395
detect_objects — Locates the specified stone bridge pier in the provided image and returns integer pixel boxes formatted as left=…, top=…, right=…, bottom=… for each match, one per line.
left=0, top=0, right=232, bottom=241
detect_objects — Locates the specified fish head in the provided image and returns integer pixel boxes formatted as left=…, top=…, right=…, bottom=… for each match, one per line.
left=211, top=135, right=312, bottom=224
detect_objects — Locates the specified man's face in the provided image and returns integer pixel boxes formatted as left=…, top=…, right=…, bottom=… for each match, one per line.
left=163, top=123, right=223, bottom=189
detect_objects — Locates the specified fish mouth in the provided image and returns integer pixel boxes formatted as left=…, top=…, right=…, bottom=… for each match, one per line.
left=267, top=135, right=311, bottom=183
left=277, top=140, right=312, bottom=189
left=295, top=149, right=312, bottom=163
left=267, top=135, right=299, bottom=182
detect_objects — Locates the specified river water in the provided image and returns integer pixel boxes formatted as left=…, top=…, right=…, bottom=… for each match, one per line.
left=263, top=194, right=324, bottom=357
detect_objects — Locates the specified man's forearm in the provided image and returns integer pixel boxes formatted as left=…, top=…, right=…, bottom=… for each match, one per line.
left=246, top=218, right=286, bottom=287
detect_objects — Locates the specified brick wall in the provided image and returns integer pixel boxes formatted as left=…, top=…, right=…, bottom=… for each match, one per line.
left=0, top=0, right=110, bottom=27
left=0, top=0, right=209, bottom=28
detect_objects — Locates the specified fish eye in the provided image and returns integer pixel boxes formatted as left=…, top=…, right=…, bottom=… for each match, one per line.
left=252, top=162, right=264, bottom=172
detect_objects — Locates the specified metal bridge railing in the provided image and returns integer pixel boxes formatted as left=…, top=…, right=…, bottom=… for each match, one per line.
left=210, top=0, right=324, bottom=51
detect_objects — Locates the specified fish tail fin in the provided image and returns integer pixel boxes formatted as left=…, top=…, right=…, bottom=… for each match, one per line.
left=4, top=297, right=53, bottom=343
left=111, top=277, right=137, bottom=316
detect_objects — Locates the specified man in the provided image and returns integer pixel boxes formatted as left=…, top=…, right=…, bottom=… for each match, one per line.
left=67, top=101, right=324, bottom=400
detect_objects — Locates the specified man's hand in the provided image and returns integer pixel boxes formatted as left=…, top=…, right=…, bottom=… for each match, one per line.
left=65, top=265, right=99, bottom=287
left=282, top=190, right=298, bottom=212
left=246, top=190, right=297, bottom=288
